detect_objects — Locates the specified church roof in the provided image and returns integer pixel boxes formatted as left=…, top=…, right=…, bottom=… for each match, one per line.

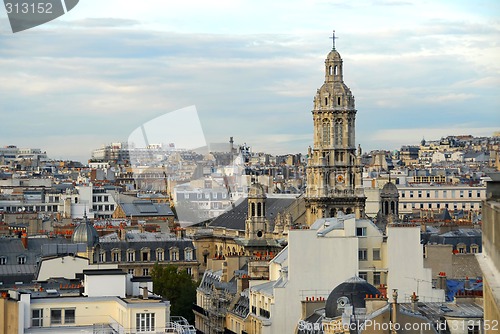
left=381, top=181, right=399, bottom=196
left=209, top=196, right=296, bottom=231
left=326, top=49, right=342, bottom=61
left=72, top=216, right=99, bottom=247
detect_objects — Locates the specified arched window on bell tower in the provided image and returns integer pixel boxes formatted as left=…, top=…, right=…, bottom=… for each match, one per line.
left=334, top=119, right=343, bottom=146
left=322, top=120, right=330, bottom=146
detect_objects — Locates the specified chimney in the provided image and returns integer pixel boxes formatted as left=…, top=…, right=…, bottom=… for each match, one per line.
left=391, top=289, right=398, bottom=334
left=21, top=232, right=28, bottom=249
left=464, top=276, right=470, bottom=289
left=411, top=292, right=419, bottom=313
left=437, top=272, right=447, bottom=291
left=237, top=274, right=249, bottom=294
left=176, top=228, right=185, bottom=239
left=221, top=261, right=228, bottom=282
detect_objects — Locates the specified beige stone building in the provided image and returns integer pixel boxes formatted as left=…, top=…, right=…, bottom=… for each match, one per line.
left=476, top=172, right=500, bottom=333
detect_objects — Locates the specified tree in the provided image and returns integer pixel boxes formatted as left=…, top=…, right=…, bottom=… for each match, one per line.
left=151, top=263, right=198, bottom=324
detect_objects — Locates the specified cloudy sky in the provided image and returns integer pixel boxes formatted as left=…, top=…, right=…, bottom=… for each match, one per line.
left=0, top=0, right=499, bottom=162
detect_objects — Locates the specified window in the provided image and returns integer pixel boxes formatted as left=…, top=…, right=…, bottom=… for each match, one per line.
left=128, top=268, right=135, bottom=275
left=458, top=244, right=466, bottom=254
left=401, top=192, right=405, bottom=198
left=420, top=204, right=424, bottom=209
left=426, top=191, right=430, bottom=198
left=356, top=227, right=366, bottom=237
left=112, top=250, right=120, bottom=262
left=51, top=309, right=62, bottom=325
left=468, top=325, right=480, bottom=334
left=322, top=120, right=330, bottom=146
left=409, top=191, right=413, bottom=198
left=476, top=191, right=481, bottom=198
left=373, top=249, right=381, bottom=261
left=185, top=248, right=193, bottom=261
left=334, top=119, right=342, bottom=146
left=186, top=267, right=192, bottom=276
left=443, top=190, right=447, bottom=198
left=213, top=192, right=217, bottom=199
left=17, top=256, right=26, bottom=264
left=460, top=190, right=464, bottom=198
left=358, top=272, right=367, bottom=280
left=65, top=309, right=75, bottom=324
left=373, top=272, right=381, bottom=286
left=32, top=309, right=43, bottom=327
left=141, top=248, right=150, bottom=262
left=99, top=252, right=105, bottom=262
left=418, top=191, right=422, bottom=198
left=428, top=203, right=432, bottom=209
left=127, top=249, right=135, bottom=262
left=170, top=247, right=179, bottom=261
left=468, top=191, right=472, bottom=198
left=196, top=193, right=202, bottom=199
left=222, top=193, right=227, bottom=199
left=184, top=193, right=189, bottom=199
left=156, top=248, right=164, bottom=262
left=136, top=313, right=155, bottom=332
left=0, top=257, right=6, bottom=265
left=471, top=245, right=479, bottom=254
left=143, top=268, right=149, bottom=276
left=358, top=249, right=368, bottom=261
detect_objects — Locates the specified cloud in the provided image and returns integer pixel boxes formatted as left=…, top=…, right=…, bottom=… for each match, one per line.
left=0, top=2, right=499, bottom=162
left=71, top=18, right=141, bottom=28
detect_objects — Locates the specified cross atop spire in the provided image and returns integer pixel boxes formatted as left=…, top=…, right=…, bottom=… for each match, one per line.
left=329, top=30, right=338, bottom=50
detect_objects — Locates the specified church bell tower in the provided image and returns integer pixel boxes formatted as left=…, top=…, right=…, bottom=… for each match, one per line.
left=305, top=31, right=366, bottom=224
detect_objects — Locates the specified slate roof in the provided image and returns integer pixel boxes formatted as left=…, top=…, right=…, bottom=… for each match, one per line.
left=209, top=196, right=297, bottom=231
left=98, top=232, right=196, bottom=262
left=119, top=200, right=174, bottom=217
left=0, top=237, right=73, bottom=284
left=426, top=228, right=482, bottom=252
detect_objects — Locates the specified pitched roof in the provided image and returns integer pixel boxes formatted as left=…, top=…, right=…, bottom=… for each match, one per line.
left=119, top=200, right=174, bottom=217
left=209, top=196, right=297, bottom=231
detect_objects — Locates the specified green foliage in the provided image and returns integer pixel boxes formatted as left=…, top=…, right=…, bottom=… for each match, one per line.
left=151, top=263, right=198, bottom=324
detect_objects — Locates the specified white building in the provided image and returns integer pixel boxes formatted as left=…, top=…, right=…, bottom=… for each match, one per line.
left=241, top=214, right=444, bottom=334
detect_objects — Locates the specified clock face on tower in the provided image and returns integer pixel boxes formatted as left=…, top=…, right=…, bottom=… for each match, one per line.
left=336, top=174, right=344, bottom=184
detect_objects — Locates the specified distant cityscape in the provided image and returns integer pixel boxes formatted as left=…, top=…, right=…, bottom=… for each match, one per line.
left=1, top=45, right=499, bottom=334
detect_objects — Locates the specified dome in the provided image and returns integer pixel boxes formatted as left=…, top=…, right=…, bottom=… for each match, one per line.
left=72, top=215, right=99, bottom=247
left=248, top=183, right=266, bottom=198
left=325, top=276, right=381, bottom=318
left=326, top=49, right=342, bottom=61
left=381, top=181, right=398, bottom=197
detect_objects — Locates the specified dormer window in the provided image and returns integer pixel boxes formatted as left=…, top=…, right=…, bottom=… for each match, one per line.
left=170, top=247, right=179, bottom=261
left=185, top=248, right=193, bottom=261
left=111, top=249, right=121, bottom=262
left=156, top=248, right=164, bottom=262
left=0, top=257, right=6, bottom=265
left=127, top=249, right=135, bottom=262
left=17, top=255, right=26, bottom=264
left=141, top=247, right=150, bottom=262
